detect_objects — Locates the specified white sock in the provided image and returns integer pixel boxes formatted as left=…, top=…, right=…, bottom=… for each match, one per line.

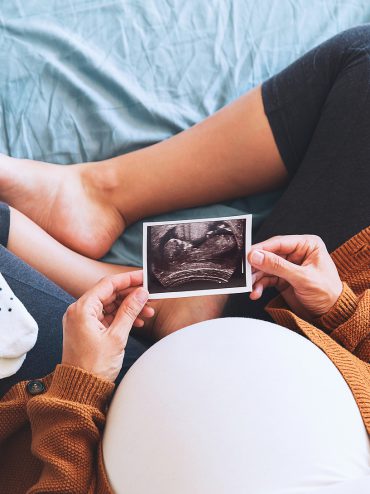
left=0, top=274, right=38, bottom=378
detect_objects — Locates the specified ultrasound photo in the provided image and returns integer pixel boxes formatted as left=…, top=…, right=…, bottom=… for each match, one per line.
left=143, top=215, right=252, bottom=299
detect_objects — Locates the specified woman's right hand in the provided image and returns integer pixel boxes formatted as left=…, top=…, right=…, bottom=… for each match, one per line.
left=62, top=270, right=154, bottom=382
left=248, top=235, right=343, bottom=321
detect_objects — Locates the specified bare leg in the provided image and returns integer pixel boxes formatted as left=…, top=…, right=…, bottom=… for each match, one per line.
left=0, top=155, right=125, bottom=259
left=7, top=207, right=226, bottom=339
left=103, top=85, right=285, bottom=224
left=7, top=207, right=132, bottom=298
left=0, top=85, right=285, bottom=258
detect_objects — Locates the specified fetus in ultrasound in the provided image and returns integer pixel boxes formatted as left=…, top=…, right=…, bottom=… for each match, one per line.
left=147, top=219, right=246, bottom=291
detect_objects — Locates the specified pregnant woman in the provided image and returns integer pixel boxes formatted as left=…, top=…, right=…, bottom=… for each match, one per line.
left=0, top=25, right=369, bottom=491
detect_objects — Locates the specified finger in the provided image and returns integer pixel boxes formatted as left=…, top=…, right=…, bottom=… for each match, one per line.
left=250, top=235, right=314, bottom=258
left=250, top=276, right=280, bottom=300
left=102, top=286, right=144, bottom=310
left=252, top=270, right=265, bottom=285
left=104, top=284, right=153, bottom=309
left=116, top=289, right=131, bottom=299
left=250, top=276, right=280, bottom=299
left=104, top=301, right=119, bottom=315
left=141, top=305, right=155, bottom=318
left=250, top=282, right=264, bottom=300
left=104, top=314, right=145, bottom=328
left=114, top=286, right=141, bottom=300
left=135, top=305, right=155, bottom=324
left=133, top=318, right=145, bottom=328
left=102, top=314, right=114, bottom=326
left=103, top=311, right=149, bottom=329
left=249, top=250, right=302, bottom=286
left=109, top=287, right=149, bottom=341
left=102, top=303, right=155, bottom=325
left=81, top=271, right=144, bottom=307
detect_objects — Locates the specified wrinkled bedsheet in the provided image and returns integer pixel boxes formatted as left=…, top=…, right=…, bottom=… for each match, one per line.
left=0, top=1, right=369, bottom=266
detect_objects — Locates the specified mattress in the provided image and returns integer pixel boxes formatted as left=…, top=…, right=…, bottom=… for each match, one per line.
left=0, top=0, right=369, bottom=266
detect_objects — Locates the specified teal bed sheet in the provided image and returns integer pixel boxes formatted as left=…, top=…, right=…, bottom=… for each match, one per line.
left=1, top=1, right=369, bottom=266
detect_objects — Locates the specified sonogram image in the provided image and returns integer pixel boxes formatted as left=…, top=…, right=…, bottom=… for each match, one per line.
left=145, top=218, right=248, bottom=296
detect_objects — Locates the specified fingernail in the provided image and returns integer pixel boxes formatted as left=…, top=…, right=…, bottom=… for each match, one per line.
left=135, top=288, right=149, bottom=304
left=251, top=250, right=264, bottom=266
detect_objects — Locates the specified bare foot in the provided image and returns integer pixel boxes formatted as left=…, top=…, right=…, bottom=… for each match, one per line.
left=141, top=294, right=229, bottom=341
left=0, top=154, right=125, bottom=258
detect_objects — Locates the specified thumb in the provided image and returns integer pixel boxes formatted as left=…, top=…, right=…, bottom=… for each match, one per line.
left=109, top=287, right=149, bottom=338
left=249, top=249, right=301, bottom=286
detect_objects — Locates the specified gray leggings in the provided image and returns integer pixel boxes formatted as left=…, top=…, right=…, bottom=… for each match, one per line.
left=0, top=203, right=150, bottom=397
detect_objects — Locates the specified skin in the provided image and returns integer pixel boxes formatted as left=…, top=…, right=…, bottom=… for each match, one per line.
left=0, top=83, right=287, bottom=339
left=7, top=207, right=135, bottom=299
left=63, top=237, right=344, bottom=382
left=7, top=207, right=227, bottom=340
left=7, top=207, right=342, bottom=337
left=248, top=235, right=343, bottom=320
left=0, top=85, right=287, bottom=259
left=0, top=82, right=343, bottom=341
left=62, top=271, right=151, bottom=381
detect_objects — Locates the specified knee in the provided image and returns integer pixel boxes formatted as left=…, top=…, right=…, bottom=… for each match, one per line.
left=331, top=25, right=370, bottom=56
left=315, top=25, right=370, bottom=77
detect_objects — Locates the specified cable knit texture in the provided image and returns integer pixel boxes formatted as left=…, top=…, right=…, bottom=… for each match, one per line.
left=0, top=227, right=369, bottom=493
left=0, top=365, right=115, bottom=493
left=266, top=226, right=370, bottom=433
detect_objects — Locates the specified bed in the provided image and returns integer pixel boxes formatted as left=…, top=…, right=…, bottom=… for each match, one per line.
left=1, top=0, right=369, bottom=266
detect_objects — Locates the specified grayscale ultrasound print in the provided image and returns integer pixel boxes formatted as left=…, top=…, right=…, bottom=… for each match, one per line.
left=144, top=216, right=251, bottom=298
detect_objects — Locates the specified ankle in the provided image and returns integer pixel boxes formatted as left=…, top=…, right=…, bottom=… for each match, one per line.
left=79, top=160, right=117, bottom=194
left=85, top=155, right=145, bottom=227
left=78, top=161, right=122, bottom=221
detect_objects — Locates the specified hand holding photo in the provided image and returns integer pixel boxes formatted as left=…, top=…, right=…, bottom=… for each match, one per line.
left=143, top=215, right=252, bottom=299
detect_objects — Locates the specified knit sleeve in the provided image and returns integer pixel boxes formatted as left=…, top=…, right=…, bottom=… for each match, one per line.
left=26, top=364, right=115, bottom=494
left=314, top=283, right=370, bottom=362
left=266, top=284, right=370, bottom=363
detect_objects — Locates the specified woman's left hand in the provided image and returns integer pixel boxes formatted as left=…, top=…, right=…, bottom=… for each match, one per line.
left=248, top=235, right=343, bottom=320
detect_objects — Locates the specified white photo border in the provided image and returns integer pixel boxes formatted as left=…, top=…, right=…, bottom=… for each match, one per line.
left=143, top=214, right=252, bottom=299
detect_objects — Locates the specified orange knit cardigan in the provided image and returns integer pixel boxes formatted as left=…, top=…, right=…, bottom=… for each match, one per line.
left=0, top=227, right=369, bottom=493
